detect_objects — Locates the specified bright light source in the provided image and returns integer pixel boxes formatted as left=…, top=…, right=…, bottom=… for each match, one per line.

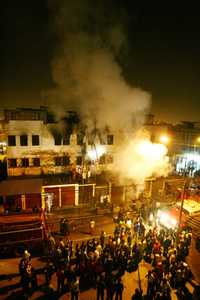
left=157, top=210, right=177, bottom=229
left=87, top=145, right=106, bottom=161
left=197, top=137, right=200, bottom=143
left=136, top=140, right=167, bottom=160
left=159, top=135, right=170, bottom=144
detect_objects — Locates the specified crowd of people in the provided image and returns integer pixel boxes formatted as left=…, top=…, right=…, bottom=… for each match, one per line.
left=18, top=211, right=199, bottom=299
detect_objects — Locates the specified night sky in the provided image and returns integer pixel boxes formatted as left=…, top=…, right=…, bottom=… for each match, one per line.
left=1, top=1, right=200, bottom=124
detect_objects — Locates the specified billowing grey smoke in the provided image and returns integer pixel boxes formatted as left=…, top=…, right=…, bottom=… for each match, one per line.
left=47, top=0, right=151, bottom=130
left=46, top=1, right=171, bottom=188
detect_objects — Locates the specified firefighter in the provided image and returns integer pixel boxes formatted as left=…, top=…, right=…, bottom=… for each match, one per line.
left=89, top=219, right=95, bottom=235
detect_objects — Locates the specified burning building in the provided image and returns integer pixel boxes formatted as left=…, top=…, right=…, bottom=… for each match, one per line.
left=3, top=106, right=117, bottom=180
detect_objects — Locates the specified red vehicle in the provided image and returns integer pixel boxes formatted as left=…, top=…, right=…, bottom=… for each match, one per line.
left=0, top=211, right=47, bottom=257
left=157, top=206, right=187, bottom=229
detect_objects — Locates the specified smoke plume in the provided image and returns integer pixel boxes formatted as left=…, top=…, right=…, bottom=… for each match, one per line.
left=47, top=0, right=171, bottom=186
left=47, top=0, right=150, bottom=130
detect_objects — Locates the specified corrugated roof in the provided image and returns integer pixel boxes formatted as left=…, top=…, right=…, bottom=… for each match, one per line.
left=0, top=178, right=43, bottom=196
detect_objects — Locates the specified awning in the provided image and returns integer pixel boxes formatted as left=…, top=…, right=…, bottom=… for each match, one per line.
left=0, top=178, right=43, bottom=196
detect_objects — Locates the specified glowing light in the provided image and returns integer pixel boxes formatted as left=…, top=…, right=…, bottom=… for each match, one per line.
left=113, top=131, right=171, bottom=187
left=87, top=145, right=106, bottom=161
left=149, top=213, right=154, bottom=222
left=157, top=210, right=177, bottom=229
left=136, top=140, right=167, bottom=160
left=197, top=137, right=200, bottom=143
left=159, top=135, right=170, bottom=144
left=176, top=152, right=200, bottom=173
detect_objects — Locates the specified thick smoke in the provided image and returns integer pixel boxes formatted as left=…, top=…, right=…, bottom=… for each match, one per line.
left=47, top=0, right=151, bottom=130
left=113, top=130, right=172, bottom=186
left=47, top=0, right=171, bottom=186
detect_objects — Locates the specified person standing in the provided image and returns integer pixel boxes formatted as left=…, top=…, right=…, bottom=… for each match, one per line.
left=71, top=277, right=80, bottom=300
left=131, top=288, right=144, bottom=300
left=90, top=219, right=96, bottom=235
left=146, top=270, right=155, bottom=300
left=56, top=266, right=65, bottom=294
left=115, top=278, right=124, bottom=300
left=106, top=274, right=116, bottom=300
left=19, top=256, right=29, bottom=294
left=96, top=274, right=106, bottom=300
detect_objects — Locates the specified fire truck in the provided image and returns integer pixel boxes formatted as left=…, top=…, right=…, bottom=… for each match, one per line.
left=0, top=211, right=47, bottom=257
left=157, top=199, right=200, bottom=229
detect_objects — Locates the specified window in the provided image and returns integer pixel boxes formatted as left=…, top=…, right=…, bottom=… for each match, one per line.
left=8, top=135, right=16, bottom=146
left=63, top=135, right=70, bottom=145
left=32, top=135, right=39, bottom=146
left=8, top=159, right=17, bottom=168
left=20, top=135, right=28, bottom=146
left=76, top=156, right=82, bottom=165
left=33, top=158, right=40, bottom=167
left=21, top=158, right=29, bottom=167
left=107, top=134, right=114, bottom=145
left=54, top=134, right=62, bottom=145
left=77, top=134, right=83, bottom=145
left=54, top=157, right=62, bottom=166
left=63, top=156, right=70, bottom=166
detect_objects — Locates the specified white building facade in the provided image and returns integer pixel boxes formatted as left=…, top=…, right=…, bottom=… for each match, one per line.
left=4, top=107, right=117, bottom=178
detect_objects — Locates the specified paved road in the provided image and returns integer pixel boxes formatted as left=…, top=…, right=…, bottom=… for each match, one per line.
left=0, top=212, right=199, bottom=299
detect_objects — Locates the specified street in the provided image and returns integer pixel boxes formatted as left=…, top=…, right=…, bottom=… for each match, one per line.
left=0, top=211, right=200, bottom=299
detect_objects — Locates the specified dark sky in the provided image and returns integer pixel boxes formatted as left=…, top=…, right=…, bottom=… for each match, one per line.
left=1, top=1, right=200, bottom=124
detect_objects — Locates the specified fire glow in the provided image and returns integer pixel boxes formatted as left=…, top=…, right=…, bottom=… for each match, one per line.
left=87, top=145, right=106, bottom=161
left=136, top=140, right=168, bottom=159
left=114, top=137, right=171, bottom=185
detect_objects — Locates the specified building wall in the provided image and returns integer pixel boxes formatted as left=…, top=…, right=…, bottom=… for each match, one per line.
left=6, top=108, right=200, bottom=178
left=5, top=116, right=117, bottom=177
